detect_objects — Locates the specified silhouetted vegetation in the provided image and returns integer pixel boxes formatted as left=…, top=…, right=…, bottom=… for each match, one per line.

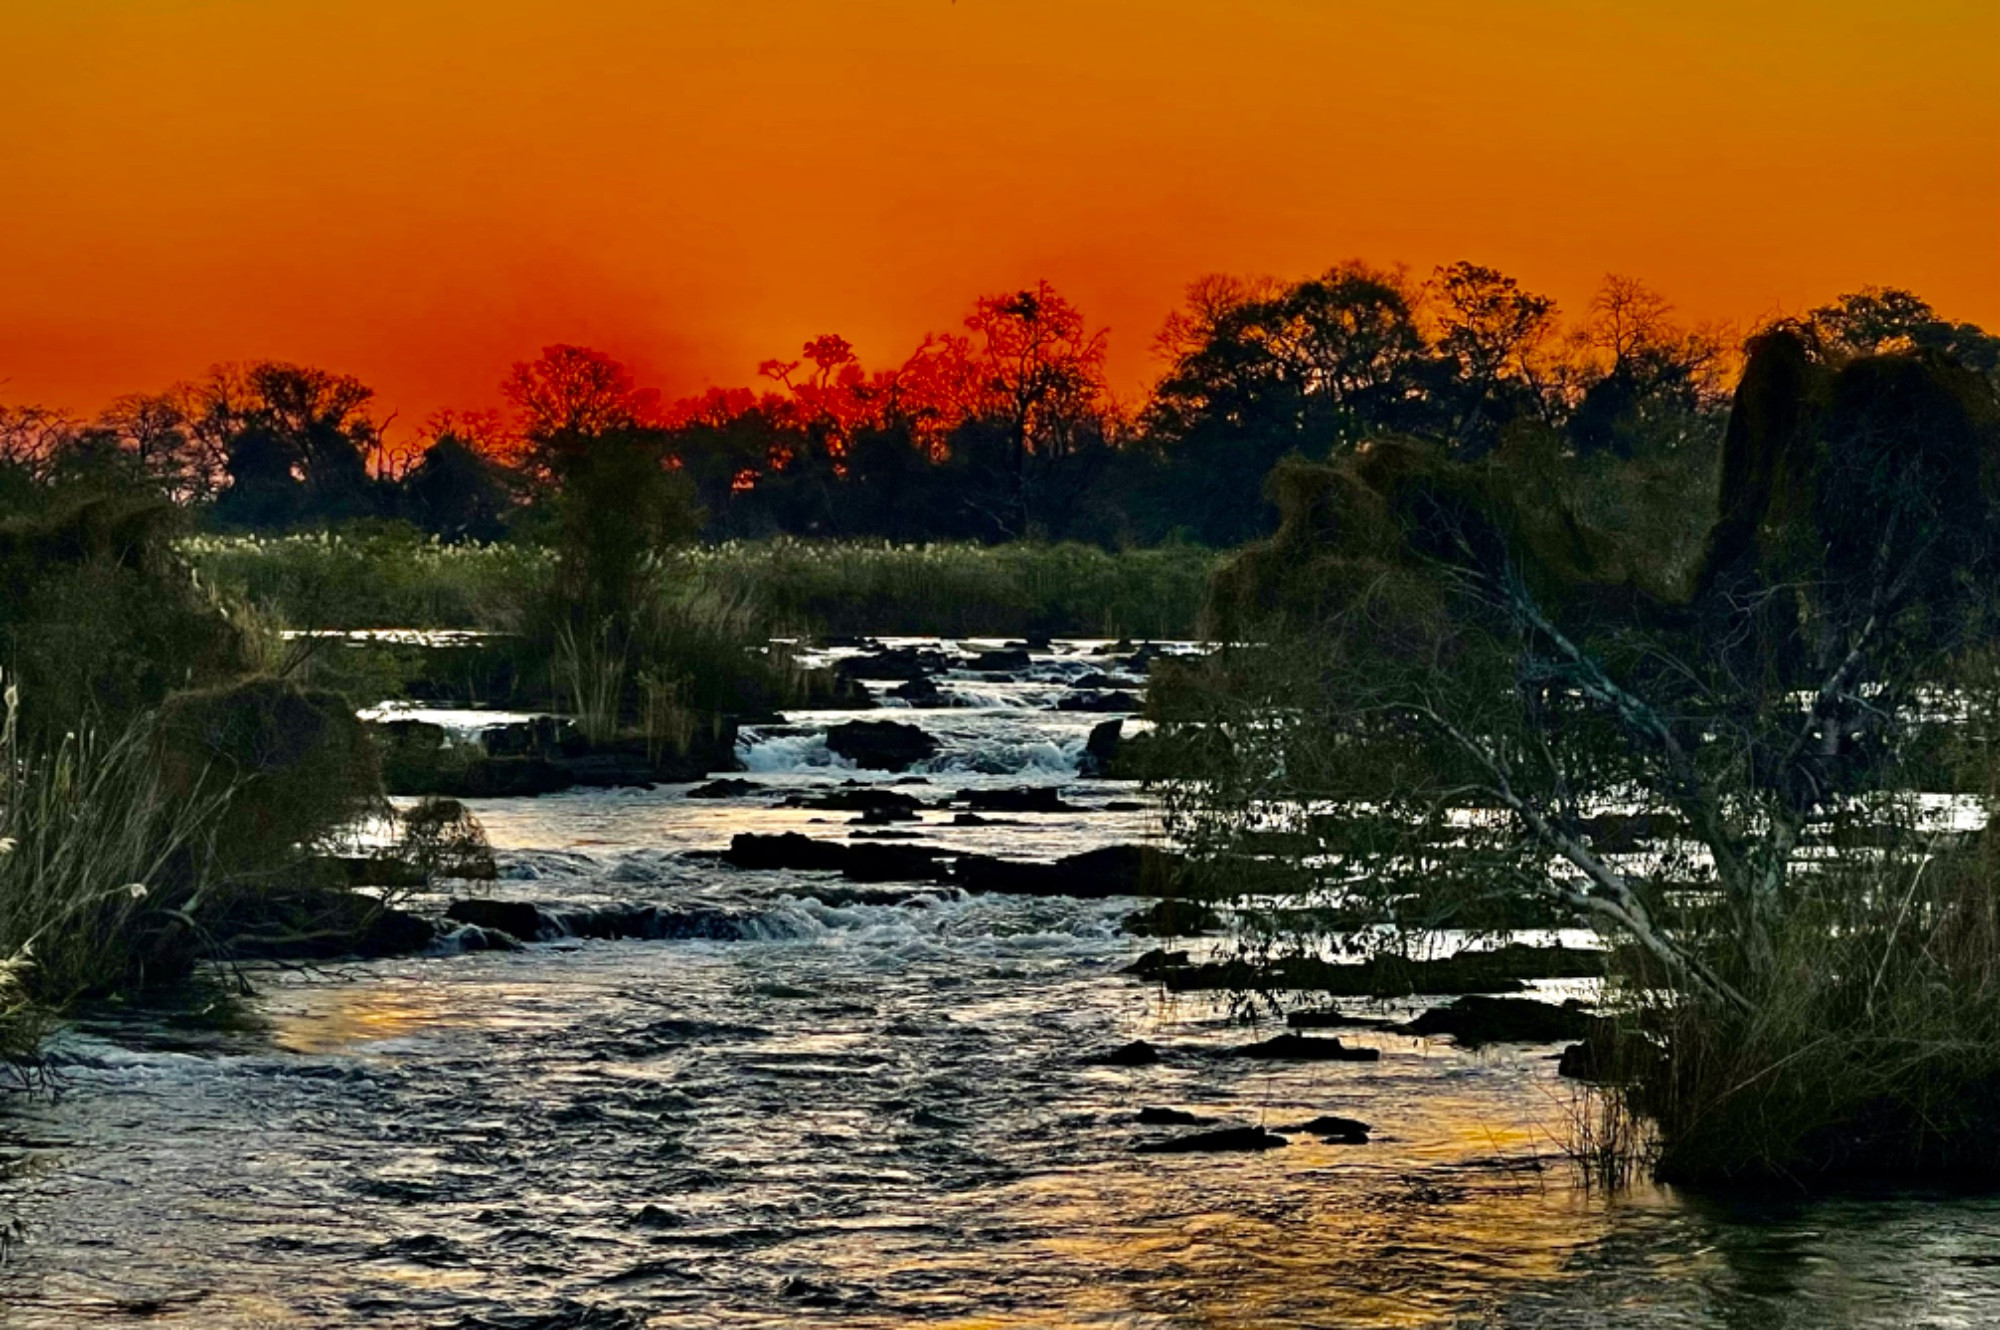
left=26, top=268, right=1982, bottom=551
left=1151, top=313, right=2000, bottom=1184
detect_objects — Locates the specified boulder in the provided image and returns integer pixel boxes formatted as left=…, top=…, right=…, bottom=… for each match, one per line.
left=1230, top=1033, right=1380, bottom=1062
left=825, top=720, right=939, bottom=771
left=722, top=832, right=851, bottom=873
left=968, top=648, right=1032, bottom=672
left=446, top=898, right=545, bottom=941
left=1395, top=995, right=1599, bottom=1046
left=888, top=676, right=945, bottom=705
left=957, top=786, right=1075, bottom=813
left=1077, top=718, right=1123, bottom=778
left=955, top=845, right=1182, bottom=899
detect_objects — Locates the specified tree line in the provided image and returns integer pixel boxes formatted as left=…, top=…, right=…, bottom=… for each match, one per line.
left=4, top=267, right=1993, bottom=547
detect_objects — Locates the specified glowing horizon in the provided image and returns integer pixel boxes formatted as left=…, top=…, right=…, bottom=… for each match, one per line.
left=2, top=0, right=1994, bottom=427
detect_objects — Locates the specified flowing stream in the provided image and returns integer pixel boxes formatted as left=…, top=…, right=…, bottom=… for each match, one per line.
left=3, top=639, right=2000, bottom=1327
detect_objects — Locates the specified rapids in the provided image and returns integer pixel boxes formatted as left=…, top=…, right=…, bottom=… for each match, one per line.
left=3, top=639, right=1998, bottom=1328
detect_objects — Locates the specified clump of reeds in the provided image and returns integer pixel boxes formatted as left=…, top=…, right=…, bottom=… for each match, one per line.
left=0, top=670, right=229, bottom=1060
left=1628, top=840, right=2000, bottom=1184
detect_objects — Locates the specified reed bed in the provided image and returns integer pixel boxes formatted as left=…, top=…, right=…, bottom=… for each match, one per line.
left=184, top=532, right=1216, bottom=639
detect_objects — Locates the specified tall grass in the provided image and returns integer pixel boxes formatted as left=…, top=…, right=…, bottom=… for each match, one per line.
left=184, top=531, right=1217, bottom=638
left=0, top=671, right=231, bottom=1060
left=183, top=530, right=553, bottom=630
left=677, top=538, right=1215, bottom=638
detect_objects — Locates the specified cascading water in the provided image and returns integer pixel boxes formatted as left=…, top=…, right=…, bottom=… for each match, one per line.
left=2, top=637, right=1997, bottom=1328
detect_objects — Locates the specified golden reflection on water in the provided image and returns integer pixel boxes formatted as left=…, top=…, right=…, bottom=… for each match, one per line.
left=266, top=981, right=455, bottom=1055
left=907, top=1057, right=1649, bottom=1330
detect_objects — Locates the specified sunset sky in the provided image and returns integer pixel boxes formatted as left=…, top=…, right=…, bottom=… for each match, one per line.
left=3, top=0, right=1994, bottom=425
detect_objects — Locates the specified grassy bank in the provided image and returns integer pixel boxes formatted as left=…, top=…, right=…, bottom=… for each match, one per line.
left=185, top=532, right=1218, bottom=638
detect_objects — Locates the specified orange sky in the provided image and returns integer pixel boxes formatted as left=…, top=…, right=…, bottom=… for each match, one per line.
left=2, top=0, right=1995, bottom=426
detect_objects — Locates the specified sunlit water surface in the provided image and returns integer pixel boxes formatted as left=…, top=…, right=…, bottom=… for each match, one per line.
left=4, top=640, right=2000, bottom=1328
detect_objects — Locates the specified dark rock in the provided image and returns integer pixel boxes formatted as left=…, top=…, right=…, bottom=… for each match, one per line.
left=839, top=842, right=950, bottom=884
left=1083, top=1039, right=1161, bottom=1067
left=957, top=786, right=1074, bottom=813
left=1077, top=718, right=1123, bottom=778
left=1289, top=1114, right=1371, bottom=1142
left=1072, top=671, right=1145, bottom=690
left=1122, top=948, right=1190, bottom=980
left=1057, top=690, right=1142, bottom=714
left=1396, top=995, right=1599, bottom=1046
left=1230, top=1033, right=1380, bottom=1062
left=1556, top=1024, right=1659, bottom=1084
left=446, top=898, right=545, bottom=941
left=718, top=833, right=947, bottom=884
left=687, top=778, right=760, bottom=799
left=1121, top=897, right=1223, bottom=937
left=476, top=715, right=577, bottom=758
left=835, top=646, right=948, bottom=683
left=850, top=828, right=922, bottom=839
left=968, top=648, right=1032, bottom=672
left=955, top=845, right=1184, bottom=899
left=1102, top=800, right=1147, bottom=812
left=723, top=832, right=850, bottom=873
left=1287, top=1008, right=1391, bottom=1030
left=1135, top=1106, right=1215, bottom=1126
left=1134, top=1126, right=1288, bottom=1154
left=450, top=756, right=576, bottom=798
left=790, top=788, right=926, bottom=816
left=358, top=906, right=439, bottom=957
left=888, top=676, right=945, bottom=705
left=825, top=720, right=939, bottom=771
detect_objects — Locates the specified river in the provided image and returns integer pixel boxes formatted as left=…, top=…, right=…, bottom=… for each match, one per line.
left=2, top=639, right=1998, bottom=1327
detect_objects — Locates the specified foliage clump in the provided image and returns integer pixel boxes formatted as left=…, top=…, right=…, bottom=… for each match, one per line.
left=1163, top=326, right=2000, bottom=1183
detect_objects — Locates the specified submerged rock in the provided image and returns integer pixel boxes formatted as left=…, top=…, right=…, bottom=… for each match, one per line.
left=1230, top=1033, right=1381, bottom=1062
left=1134, top=1126, right=1289, bottom=1154
left=825, top=720, right=940, bottom=771
left=1083, top=1039, right=1162, bottom=1067
left=686, top=778, right=760, bottom=799
left=1289, top=1114, right=1371, bottom=1142
left=1134, top=1106, right=1215, bottom=1126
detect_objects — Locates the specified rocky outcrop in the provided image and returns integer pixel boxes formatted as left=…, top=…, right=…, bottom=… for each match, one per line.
left=954, top=845, right=1184, bottom=899
left=1395, top=995, right=1600, bottom=1046
left=825, top=720, right=939, bottom=771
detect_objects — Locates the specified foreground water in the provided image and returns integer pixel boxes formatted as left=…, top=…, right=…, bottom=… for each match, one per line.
left=4, top=640, right=2000, bottom=1327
